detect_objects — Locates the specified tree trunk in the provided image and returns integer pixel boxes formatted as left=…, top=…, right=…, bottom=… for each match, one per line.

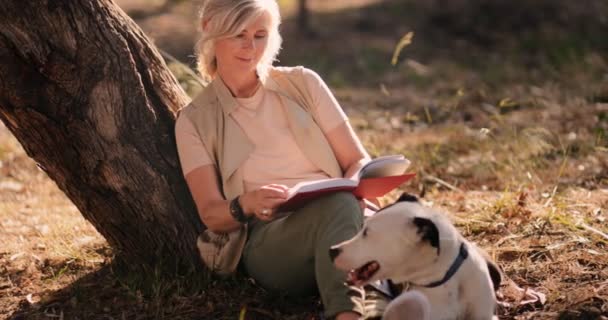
left=0, top=0, right=203, bottom=271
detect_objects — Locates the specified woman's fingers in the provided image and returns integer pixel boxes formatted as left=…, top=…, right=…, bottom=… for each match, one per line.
left=241, top=184, right=291, bottom=221
left=260, top=184, right=289, bottom=197
left=257, top=198, right=285, bottom=216
left=255, top=196, right=289, bottom=220
left=265, top=184, right=289, bottom=191
left=256, top=207, right=274, bottom=221
left=266, top=197, right=287, bottom=208
left=255, top=204, right=279, bottom=221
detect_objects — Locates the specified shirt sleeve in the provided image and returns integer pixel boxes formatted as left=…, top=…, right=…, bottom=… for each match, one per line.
left=301, top=68, right=349, bottom=133
left=175, top=114, right=213, bottom=176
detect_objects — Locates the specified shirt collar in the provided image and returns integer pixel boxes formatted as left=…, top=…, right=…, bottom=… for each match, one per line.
left=211, top=70, right=283, bottom=116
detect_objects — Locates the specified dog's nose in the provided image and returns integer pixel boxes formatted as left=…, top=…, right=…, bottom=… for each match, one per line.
left=329, top=247, right=342, bottom=262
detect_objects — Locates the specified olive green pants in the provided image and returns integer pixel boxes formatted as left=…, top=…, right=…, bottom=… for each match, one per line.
left=242, top=192, right=364, bottom=318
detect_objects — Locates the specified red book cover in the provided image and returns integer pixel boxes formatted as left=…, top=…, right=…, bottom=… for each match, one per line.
left=352, top=173, right=417, bottom=198
left=277, top=173, right=416, bottom=212
left=276, top=155, right=414, bottom=212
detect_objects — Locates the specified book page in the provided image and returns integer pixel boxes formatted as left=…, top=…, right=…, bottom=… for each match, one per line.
left=358, top=155, right=411, bottom=179
left=286, top=178, right=358, bottom=199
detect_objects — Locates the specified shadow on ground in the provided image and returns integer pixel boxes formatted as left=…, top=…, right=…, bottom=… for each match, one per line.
left=8, top=258, right=321, bottom=320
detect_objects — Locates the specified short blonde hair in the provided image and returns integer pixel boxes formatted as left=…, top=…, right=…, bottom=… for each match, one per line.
left=195, top=0, right=282, bottom=82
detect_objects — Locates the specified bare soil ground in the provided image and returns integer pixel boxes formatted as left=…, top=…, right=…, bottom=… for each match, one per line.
left=1, top=0, right=607, bottom=319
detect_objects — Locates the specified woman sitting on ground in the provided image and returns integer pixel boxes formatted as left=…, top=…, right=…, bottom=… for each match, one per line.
left=175, top=0, right=383, bottom=319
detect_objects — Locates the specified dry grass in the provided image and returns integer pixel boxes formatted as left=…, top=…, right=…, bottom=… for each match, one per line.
left=2, top=0, right=608, bottom=319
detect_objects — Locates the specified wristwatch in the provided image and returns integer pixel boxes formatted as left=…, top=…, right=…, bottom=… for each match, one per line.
left=229, top=196, right=251, bottom=224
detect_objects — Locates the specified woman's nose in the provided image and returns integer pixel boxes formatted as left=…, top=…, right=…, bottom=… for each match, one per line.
left=242, top=37, right=255, bottom=50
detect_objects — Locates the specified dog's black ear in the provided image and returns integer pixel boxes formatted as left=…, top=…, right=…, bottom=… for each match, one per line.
left=397, top=193, right=419, bottom=203
left=486, top=260, right=502, bottom=292
left=476, top=246, right=503, bottom=292
left=413, top=217, right=440, bottom=254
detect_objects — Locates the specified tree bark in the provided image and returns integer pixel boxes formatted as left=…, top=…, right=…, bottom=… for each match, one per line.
left=0, top=0, right=203, bottom=271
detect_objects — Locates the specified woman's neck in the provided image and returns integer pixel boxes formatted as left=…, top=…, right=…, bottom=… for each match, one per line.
left=217, top=70, right=260, bottom=98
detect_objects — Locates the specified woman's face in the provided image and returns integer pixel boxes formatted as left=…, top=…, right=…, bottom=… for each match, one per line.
left=214, top=11, right=271, bottom=77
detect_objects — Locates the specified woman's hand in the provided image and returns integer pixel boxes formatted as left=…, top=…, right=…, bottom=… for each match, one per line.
left=240, top=184, right=289, bottom=221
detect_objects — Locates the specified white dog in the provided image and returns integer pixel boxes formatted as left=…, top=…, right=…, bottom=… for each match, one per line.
left=330, top=194, right=501, bottom=320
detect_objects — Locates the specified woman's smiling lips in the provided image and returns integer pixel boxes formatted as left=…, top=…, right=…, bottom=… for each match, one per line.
left=236, top=57, right=253, bottom=62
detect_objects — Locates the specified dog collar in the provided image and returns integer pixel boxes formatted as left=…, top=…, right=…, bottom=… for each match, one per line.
left=421, top=242, right=468, bottom=288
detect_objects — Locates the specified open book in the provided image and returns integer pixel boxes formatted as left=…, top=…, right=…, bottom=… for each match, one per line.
left=277, top=155, right=415, bottom=212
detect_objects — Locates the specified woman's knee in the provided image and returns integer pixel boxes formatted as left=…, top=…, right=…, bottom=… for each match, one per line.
left=314, top=192, right=362, bottom=223
left=319, top=192, right=359, bottom=210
